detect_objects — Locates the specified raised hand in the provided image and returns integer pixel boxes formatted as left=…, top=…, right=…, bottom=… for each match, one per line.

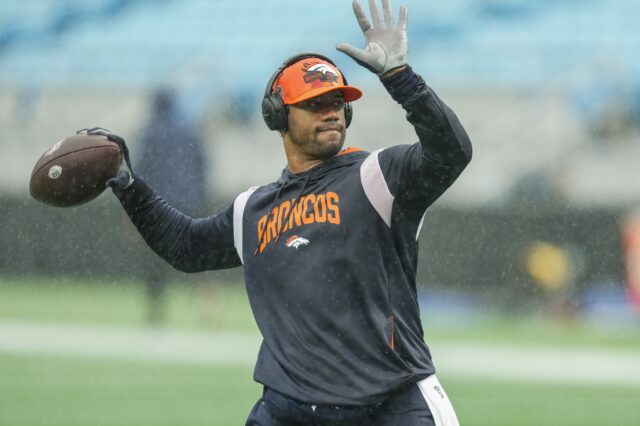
left=336, top=0, right=408, bottom=76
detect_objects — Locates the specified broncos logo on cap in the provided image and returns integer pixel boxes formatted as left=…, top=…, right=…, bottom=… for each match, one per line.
left=302, top=63, right=339, bottom=84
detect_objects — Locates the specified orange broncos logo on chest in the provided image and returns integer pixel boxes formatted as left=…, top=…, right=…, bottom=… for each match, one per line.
left=256, top=192, right=341, bottom=253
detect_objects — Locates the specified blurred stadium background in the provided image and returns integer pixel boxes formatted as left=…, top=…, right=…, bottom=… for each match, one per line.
left=1, top=0, right=640, bottom=425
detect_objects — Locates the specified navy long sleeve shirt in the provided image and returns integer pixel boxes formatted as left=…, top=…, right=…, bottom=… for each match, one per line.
left=114, top=66, right=472, bottom=406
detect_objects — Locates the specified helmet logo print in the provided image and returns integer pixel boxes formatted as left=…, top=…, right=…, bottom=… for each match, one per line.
left=303, top=63, right=339, bottom=84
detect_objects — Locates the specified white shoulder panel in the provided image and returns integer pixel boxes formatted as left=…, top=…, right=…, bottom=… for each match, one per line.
left=233, top=186, right=259, bottom=264
left=360, top=149, right=394, bottom=227
left=416, top=212, right=426, bottom=241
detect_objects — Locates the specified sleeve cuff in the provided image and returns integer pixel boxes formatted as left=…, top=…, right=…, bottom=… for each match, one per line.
left=112, top=173, right=154, bottom=210
left=380, top=65, right=427, bottom=105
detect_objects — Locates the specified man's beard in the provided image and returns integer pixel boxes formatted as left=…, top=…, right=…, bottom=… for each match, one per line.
left=289, top=126, right=346, bottom=161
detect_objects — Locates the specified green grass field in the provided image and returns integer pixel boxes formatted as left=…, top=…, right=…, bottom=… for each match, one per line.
left=2, top=276, right=640, bottom=425
left=2, top=354, right=640, bottom=426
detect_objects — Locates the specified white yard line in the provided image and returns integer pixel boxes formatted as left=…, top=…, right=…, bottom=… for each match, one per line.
left=1, top=321, right=639, bottom=387
left=431, top=343, right=640, bottom=387
left=0, top=321, right=260, bottom=365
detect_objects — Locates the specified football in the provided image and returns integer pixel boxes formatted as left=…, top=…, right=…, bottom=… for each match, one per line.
left=29, top=133, right=122, bottom=207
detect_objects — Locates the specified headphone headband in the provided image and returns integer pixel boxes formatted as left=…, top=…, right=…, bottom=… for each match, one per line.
left=262, top=52, right=343, bottom=100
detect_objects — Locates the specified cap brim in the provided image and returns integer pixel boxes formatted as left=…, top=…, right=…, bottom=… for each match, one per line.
left=288, top=85, right=363, bottom=105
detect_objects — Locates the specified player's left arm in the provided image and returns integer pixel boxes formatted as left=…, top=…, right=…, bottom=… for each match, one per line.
left=338, top=0, right=472, bottom=213
left=379, top=66, right=472, bottom=201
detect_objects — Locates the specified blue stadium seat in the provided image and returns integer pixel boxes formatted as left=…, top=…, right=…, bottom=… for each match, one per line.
left=0, top=0, right=638, bottom=94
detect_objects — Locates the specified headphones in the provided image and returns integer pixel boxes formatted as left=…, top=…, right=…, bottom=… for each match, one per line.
left=261, top=52, right=353, bottom=132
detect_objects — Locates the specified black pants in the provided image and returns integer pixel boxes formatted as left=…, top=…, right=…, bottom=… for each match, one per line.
left=245, top=375, right=459, bottom=426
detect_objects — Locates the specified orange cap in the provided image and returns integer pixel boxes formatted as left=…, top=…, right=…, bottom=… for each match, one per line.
left=273, top=57, right=363, bottom=105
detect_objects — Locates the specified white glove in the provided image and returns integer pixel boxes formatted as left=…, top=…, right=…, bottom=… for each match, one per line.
left=336, top=0, right=408, bottom=76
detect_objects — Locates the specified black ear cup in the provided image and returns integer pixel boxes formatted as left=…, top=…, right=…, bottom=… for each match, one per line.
left=344, top=103, right=353, bottom=128
left=262, top=52, right=354, bottom=132
left=262, top=94, right=288, bottom=131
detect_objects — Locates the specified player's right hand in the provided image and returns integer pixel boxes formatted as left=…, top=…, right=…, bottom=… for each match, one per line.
left=76, top=127, right=135, bottom=190
left=336, top=0, right=408, bottom=76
